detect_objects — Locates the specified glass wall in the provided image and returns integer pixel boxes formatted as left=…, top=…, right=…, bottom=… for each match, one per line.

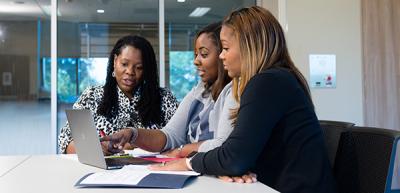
left=56, top=0, right=159, bottom=152
left=0, top=0, right=256, bottom=155
left=0, top=0, right=51, bottom=155
left=165, top=0, right=256, bottom=101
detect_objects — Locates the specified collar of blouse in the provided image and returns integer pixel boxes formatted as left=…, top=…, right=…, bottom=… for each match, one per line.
left=116, top=85, right=142, bottom=106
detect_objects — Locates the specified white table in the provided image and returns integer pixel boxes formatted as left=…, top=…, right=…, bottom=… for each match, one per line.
left=0, top=155, right=278, bottom=193
left=0, top=155, right=30, bottom=178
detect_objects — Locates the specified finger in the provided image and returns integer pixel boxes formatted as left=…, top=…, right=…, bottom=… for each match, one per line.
left=148, top=159, right=187, bottom=171
left=148, top=163, right=167, bottom=171
left=217, top=176, right=233, bottom=182
left=108, top=141, right=122, bottom=154
left=123, top=143, right=134, bottom=150
left=241, top=174, right=253, bottom=183
left=248, top=172, right=257, bottom=182
left=232, top=176, right=244, bottom=183
left=103, top=149, right=112, bottom=156
left=100, top=142, right=111, bottom=156
left=117, top=137, right=129, bottom=150
left=103, top=142, right=116, bottom=156
left=100, top=135, right=111, bottom=142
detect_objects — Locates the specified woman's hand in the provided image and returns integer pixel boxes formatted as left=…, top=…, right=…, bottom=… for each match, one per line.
left=123, top=143, right=137, bottom=150
left=148, top=158, right=189, bottom=171
left=100, top=141, right=114, bottom=156
left=100, top=128, right=133, bottom=154
left=161, top=148, right=181, bottom=158
left=218, top=172, right=257, bottom=183
left=66, top=141, right=76, bottom=154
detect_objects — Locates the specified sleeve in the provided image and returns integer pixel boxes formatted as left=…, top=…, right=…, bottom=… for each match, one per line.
left=198, top=85, right=236, bottom=152
left=57, top=87, right=97, bottom=153
left=160, top=84, right=200, bottom=151
left=159, top=88, right=179, bottom=127
left=191, top=72, right=291, bottom=176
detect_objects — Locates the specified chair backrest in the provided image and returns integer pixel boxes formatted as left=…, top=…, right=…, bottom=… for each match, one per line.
left=319, top=120, right=355, bottom=167
left=334, top=126, right=400, bottom=193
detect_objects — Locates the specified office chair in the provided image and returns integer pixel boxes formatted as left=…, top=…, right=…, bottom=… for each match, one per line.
left=319, top=120, right=355, bottom=167
left=334, top=126, right=400, bottom=193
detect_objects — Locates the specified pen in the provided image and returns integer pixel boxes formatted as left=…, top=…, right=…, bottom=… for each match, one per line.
left=99, top=129, right=106, bottom=137
left=138, top=155, right=157, bottom=158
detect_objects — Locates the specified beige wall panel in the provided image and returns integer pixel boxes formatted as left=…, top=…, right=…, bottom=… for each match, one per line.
left=362, top=0, right=400, bottom=130
left=285, top=0, right=364, bottom=125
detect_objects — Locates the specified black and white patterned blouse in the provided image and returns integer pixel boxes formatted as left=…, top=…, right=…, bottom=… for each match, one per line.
left=58, top=85, right=179, bottom=153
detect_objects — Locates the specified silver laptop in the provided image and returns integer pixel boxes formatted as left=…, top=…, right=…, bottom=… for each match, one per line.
left=65, top=109, right=155, bottom=169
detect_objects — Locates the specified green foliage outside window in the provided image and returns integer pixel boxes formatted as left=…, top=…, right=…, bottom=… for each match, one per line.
left=42, top=53, right=198, bottom=103
left=169, top=51, right=199, bottom=101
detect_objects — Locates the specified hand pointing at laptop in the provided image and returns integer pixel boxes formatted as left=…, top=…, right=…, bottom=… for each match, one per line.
left=100, top=128, right=136, bottom=154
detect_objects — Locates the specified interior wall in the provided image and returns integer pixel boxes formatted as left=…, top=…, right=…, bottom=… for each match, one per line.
left=0, top=21, right=38, bottom=99
left=258, top=0, right=278, bottom=17
left=362, top=0, right=400, bottom=130
left=262, top=0, right=364, bottom=125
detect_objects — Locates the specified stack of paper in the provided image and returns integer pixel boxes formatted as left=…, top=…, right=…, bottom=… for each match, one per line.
left=75, top=165, right=200, bottom=189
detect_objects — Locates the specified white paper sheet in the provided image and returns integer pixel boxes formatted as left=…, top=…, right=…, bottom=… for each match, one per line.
left=80, top=168, right=149, bottom=185
left=124, top=149, right=163, bottom=157
left=79, top=164, right=200, bottom=185
left=123, top=165, right=200, bottom=176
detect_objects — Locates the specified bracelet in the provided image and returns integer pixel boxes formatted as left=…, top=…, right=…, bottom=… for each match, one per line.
left=126, top=127, right=138, bottom=145
left=185, top=151, right=197, bottom=170
left=185, top=158, right=193, bottom=170
left=177, top=144, right=184, bottom=158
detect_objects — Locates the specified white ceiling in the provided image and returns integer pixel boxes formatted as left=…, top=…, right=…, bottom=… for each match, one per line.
left=0, top=0, right=254, bottom=23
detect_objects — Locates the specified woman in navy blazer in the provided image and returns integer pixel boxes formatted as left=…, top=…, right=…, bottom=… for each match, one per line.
left=149, top=6, right=337, bottom=193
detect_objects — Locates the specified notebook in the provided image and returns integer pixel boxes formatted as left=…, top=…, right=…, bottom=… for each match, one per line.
left=75, top=165, right=200, bottom=189
left=65, top=109, right=155, bottom=169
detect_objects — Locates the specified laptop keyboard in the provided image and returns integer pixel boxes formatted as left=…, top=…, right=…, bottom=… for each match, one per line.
left=105, top=157, right=156, bottom=167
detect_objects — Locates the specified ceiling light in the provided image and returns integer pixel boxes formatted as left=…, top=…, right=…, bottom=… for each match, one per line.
left=189, top=7, right=210, bottom=17
left=97, top=9, right=105, bottom=13
left=0, top=5, right=40, bottom=14
left=177, top=0, right=185, bottom=2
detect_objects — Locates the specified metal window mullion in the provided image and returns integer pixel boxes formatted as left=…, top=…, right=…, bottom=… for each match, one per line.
left=159, top=0, right=165, bottom=87
left=51, top=0, right=58, bottom=154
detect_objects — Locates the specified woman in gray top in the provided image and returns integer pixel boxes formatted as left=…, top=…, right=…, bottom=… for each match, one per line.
left=102, top=22, right=233, bottom=157
left=103, top=23, right=257, bottom=183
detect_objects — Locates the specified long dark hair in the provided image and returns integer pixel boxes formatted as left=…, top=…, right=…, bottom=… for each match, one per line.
left=97, top=35, right=162, bottom=126
left=195, top=22, right=231, bottom=101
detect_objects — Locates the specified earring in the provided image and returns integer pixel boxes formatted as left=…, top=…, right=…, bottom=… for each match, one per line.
left=112, top=71, right=115, bottom=77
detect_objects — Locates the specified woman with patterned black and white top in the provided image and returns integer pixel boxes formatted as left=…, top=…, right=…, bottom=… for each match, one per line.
left=58, top=35, right=178, bottom=154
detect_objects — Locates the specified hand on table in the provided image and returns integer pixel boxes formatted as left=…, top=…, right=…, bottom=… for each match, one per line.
left=161, top=148, right=181, bottom=158
left=148, top=158, right=189, bottom=171
left=218, top=172, right=257, bottom=183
